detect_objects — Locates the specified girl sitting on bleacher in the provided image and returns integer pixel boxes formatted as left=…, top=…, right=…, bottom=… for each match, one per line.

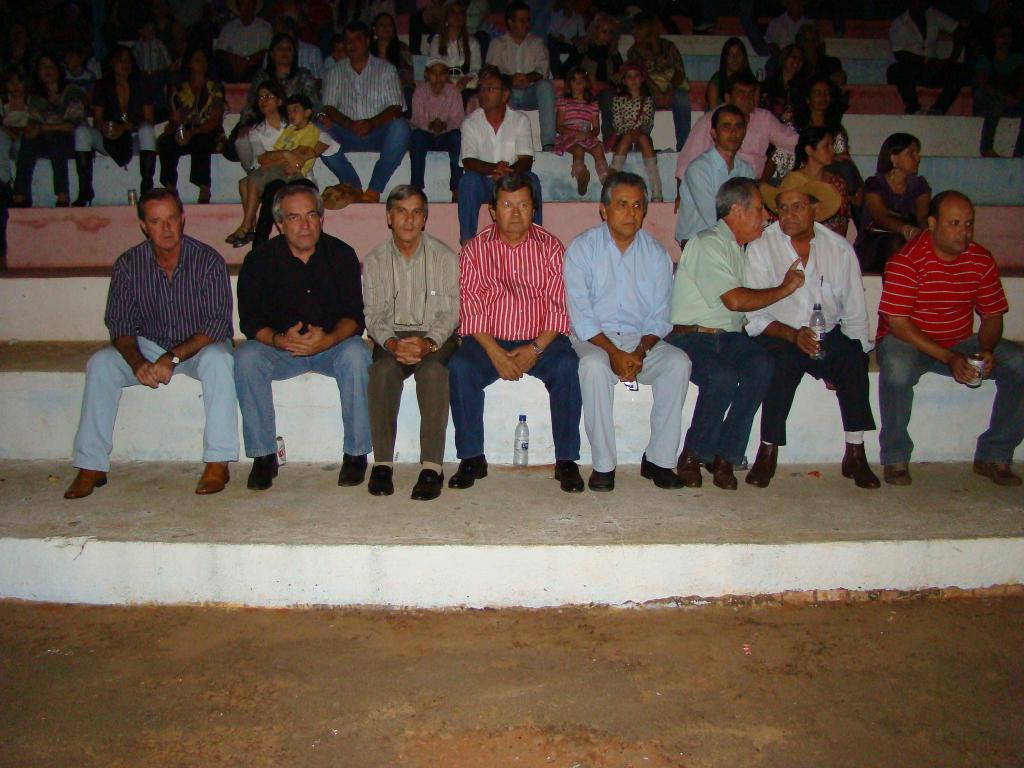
left=609, top=61, right=662, bottom=202
left=554, top=67, right=608, bottom=197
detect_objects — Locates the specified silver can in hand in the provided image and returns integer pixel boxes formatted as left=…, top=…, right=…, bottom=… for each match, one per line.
left=966, top=354, right=985, bottom=388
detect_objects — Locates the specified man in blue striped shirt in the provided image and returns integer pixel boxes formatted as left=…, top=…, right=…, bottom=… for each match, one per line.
left=65, top=188, right=238, bottom=499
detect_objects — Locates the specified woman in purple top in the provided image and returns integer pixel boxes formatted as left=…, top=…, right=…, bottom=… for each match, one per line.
left=854, top=133, right=931, bottom=273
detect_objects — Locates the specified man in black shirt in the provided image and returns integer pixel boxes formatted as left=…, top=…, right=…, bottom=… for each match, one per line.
left=234, top=184, right=372, bottom=490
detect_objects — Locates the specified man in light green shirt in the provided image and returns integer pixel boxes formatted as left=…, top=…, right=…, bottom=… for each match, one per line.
left=666, top=177, right=804, bottom=490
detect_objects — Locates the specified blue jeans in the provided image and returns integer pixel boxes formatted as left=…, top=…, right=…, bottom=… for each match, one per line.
left=409, top=128, right=462, bottom=192
left=456, top=170, right=543, bottom=242
left=667, top=89, right=692, bottom=152
left=448, top=335, right=582, bottom=461
left=233, top=337, right=372, bottom=458
left=666, top=330, right=773, bottom=465
left=509, top=80, right=556, bottom=148
left=72, top=338, right=238, bottom=472
left=321, top=118, right=411, bottom=194
left=877, top=333, right=1024, bottom=465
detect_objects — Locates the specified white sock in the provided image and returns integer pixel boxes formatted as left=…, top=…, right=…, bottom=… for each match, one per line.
left=761, top=441, right=775, bottom=447
left=845, top=432, right=864, bottom=445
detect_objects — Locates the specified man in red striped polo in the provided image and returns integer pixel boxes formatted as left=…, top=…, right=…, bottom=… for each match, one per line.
left=446, top=173, right=585, bottom=493
left=876, top=190, right=1024, bottom=486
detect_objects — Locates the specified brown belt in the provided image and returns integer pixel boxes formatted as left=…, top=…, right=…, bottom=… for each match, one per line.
left=673, top=324, right=724, bottom=335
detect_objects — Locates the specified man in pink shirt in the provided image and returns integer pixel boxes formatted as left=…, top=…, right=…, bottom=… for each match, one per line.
left=409, top=58, right=466, bottom=201
left=674, top=72, right=797, bottom=202
left=447, top=173, right=584, bottom=493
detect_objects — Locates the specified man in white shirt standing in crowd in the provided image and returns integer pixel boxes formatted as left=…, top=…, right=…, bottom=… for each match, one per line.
left=744, top=176, right=880, bottom=490
left=319, top=20, right=411, bottom=207
left=214, top=0, right=273, bottom=82
left=485, top=1, right=557, bottom=151
left=457, top=65, right=542, bottom=245
left=766, top=0, right=812, bottom=56
left=887, top=0, right=966, bottom=115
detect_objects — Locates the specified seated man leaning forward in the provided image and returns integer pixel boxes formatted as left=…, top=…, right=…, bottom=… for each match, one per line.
left=744, top=175, right=880, bottom=489
left=668, top=177, right=798, bottom=491
left=234, top=184, right=372, bottom=490
left=318, top=20, right=411, bottom=207
left=564, top=172, right=692, bottom=492
left=362, top=185, right=460, bottom=501
left=65, top=188, right=237, bottom=499
left=458, top=65, right=543, bottom=245
left=448, top=172, right=584, bottom=493
left=877, top=190, right=1024, bottom=487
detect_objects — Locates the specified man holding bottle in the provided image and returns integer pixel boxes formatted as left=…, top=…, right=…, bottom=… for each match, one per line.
left=744, top=176, right=879, bottom=489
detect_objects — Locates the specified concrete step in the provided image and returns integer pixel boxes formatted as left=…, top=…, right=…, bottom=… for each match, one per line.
left=5, top=200, right=1022, bottom=270
left=0, top=339, right=1018, bottom=466
left=0, top=459, right=1020, bottom=607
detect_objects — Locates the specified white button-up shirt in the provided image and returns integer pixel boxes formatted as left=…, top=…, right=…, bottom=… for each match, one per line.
left=744, top=221, right=872, bottom=352
left=889, top=6, right=959, bottom=59
left=459, top=106, right=534, bottom=165
left=485, top=32, right=551, bottom=78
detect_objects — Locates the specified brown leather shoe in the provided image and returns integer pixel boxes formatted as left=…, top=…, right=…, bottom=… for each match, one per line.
left=707, top=455, right=737, bottom=490
left=195, top=462, right=230, bottom=494
left=675, top=448, right=703, bottom=488
left=973, top=461, right=1022, bottom=487
left=63, top=469, right=107, bottom=499
left=841, top=443, right=880, bottom=489
left=745, top=443, right=777, bottom=488
left=883, top=463, right=912, bottom=486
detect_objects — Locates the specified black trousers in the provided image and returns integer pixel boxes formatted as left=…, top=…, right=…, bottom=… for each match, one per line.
left=756, top=327, right=876, bottom=446
left=157, top=131, right=217, bottom=188
left=886, top=56, right=965, bottom=114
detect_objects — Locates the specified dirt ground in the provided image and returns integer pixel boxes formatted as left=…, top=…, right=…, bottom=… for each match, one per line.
left=1, top=597, right=1022, bottom=768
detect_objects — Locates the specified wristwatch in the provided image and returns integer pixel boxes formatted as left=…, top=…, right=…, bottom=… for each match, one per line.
left=530, top=341, right=544, bottom=358
left=165, top=352, right=180, bottom=367
left=427, top=339, right=439, bottom=353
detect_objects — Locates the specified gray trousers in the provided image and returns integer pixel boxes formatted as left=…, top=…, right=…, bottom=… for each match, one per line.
left=368, top=334, right=456, bottom=465
left=573, top=333, right=691, bottom=472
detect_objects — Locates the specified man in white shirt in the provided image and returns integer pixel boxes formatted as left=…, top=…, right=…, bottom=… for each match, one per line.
left=887, top=0, right=966, bottom=115
left=485, top=1, right=557, bottom=150
left=744, top=176, right=880, bottom=489
left=765, top=0, right=812, bottom=56
left=457, top=65, right=542, bottom=244
left=214, top=0, right=273, bottom=82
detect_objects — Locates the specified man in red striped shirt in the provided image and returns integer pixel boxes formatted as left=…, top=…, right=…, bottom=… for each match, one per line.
left=877, top=190, right=1024, bottom=486
left=447, top=173, right=585, bottom=493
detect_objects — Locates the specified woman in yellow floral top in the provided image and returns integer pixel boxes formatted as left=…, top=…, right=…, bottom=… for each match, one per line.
left=157, top=46, right=225, bottom=203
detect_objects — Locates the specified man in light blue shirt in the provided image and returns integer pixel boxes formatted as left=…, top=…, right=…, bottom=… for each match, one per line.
left=674, top=104, right=754, bottom=246
left=564, top=172, right=692, bottom=492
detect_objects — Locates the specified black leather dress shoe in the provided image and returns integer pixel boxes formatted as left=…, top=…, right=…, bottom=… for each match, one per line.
left=411, top=469, right=444, bottom=500
left=247, top=453, right=278, bottom=490
left=367, top=465, right=394, bottom=496
left=640, top=453, right=684, bottom=489
left=337, top=453, right=368, bottom=486
left=448, top=455, right=488, bottom=489
left=554, top=460, right=584, bottom=493
left=746, top=443, right=778, bottom=488
left=588, top=469, right=615, bottom=491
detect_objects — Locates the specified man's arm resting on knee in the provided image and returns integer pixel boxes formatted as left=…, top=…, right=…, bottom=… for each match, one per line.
left=587, top=332, right=643, bottom=381
left=761, top=320, right=819, bottom=357
left=884, top=314, right=992, bottom=383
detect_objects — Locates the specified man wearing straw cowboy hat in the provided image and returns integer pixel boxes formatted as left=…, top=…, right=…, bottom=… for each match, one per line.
left=744, top=173, right=880, bottom=489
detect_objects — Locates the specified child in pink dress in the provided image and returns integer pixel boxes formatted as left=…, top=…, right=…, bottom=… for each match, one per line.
left=554, top=67, right=608, bottom=196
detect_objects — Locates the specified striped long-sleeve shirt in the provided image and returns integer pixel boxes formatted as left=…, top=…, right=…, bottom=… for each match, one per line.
left=321, top=56, right=405, bottom=120
left=877, top=232, right=1008, bottom=348
left=104, top=235, right=233, bottom=350
left=458, top=223, right=570, bottom=340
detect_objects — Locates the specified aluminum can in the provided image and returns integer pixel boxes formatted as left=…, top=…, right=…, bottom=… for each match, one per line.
left=126, top=189, right=138, bottom=207
left=966, top=354, right=985, bottom=388
left=275, top=435, right=287, bottom=465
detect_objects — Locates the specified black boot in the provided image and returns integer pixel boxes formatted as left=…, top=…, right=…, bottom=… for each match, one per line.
left=72, top=152, right=94, bottom=207
left=139, top=150, right=157, bottom=194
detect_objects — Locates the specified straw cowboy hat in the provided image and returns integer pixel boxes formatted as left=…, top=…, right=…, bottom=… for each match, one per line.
left=760, top=171, right=842, bottom=222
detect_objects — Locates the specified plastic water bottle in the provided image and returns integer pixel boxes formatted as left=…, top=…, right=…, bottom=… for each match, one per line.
left=513, top=414, right=529, bottom=467
left=809, top=303, right=826, bottom=360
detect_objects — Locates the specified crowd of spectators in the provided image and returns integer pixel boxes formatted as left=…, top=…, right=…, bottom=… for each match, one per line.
left=1, top=0, right=1022, bottom=268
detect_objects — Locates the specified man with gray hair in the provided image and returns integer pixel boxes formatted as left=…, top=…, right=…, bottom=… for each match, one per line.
left=666, top=177, right=803, bottom=490
left=362, top=185, right=460, bottom=501
left=564, top=172, right=691, bottom=492
left=234, top=183, right=372, bottom=491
